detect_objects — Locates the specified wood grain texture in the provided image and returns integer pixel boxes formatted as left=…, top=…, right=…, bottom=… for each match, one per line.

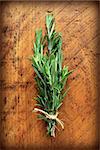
left=0, top=2, right=99, bottom=150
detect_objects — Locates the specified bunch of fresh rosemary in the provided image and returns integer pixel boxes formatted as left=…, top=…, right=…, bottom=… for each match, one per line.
left=31, top=14, right=72, bottom=137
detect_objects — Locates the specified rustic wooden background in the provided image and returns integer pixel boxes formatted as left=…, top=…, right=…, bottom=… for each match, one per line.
left=0, top=2, right=99, bottom=150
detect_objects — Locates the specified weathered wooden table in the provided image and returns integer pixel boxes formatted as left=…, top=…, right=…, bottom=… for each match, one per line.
left=0, top=2, right=99, bottom=150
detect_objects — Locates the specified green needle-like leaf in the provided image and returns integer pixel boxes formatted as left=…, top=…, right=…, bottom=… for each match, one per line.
left=31, top=13, right=73, bottom=137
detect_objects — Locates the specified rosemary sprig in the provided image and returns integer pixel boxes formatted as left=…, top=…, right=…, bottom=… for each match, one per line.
left=31, top=14, right=73, bottom=137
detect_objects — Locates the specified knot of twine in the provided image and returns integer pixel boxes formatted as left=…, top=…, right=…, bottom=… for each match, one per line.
left=33, top=108, right=64, bottom=129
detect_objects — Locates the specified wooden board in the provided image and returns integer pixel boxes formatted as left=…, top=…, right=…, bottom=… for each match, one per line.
left=0, top=2, right=99, bottom=150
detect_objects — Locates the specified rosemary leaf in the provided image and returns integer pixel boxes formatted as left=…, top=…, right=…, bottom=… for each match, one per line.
left=31, top=13, right=73, bottom=137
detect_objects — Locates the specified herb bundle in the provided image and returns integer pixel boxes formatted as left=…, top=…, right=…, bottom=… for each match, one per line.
left=31, top=14, right=72, bottom=137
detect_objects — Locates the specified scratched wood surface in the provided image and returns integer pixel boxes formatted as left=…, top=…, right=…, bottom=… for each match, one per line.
left=0, top=2, right=99, bottom=150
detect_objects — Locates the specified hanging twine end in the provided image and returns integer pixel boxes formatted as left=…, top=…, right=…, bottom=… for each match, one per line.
left=33, top=108, right=64, bottom=130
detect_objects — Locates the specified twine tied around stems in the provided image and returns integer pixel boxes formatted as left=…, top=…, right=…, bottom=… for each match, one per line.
left=33, top=108, right=64, bottom=131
